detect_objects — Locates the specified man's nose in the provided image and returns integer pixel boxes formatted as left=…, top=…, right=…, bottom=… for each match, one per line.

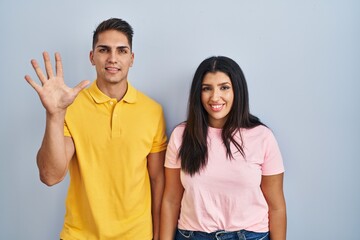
left=108, top=51, right=117, bottom=63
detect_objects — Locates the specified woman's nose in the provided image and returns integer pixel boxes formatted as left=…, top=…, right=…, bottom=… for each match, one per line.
left=210, top=89, right=221, bottom=101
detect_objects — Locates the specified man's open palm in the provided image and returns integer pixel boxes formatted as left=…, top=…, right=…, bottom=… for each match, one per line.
left=25, top=52, right=89, bottom=114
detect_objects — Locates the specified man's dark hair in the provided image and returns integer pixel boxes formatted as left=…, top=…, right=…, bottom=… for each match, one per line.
left=92, top=18, right=134, bottom=50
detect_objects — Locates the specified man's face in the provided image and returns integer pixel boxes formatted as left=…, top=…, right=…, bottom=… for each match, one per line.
left=90, top=30, right=134, bottom=86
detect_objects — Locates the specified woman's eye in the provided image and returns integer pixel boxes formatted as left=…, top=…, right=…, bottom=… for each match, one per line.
left=221, top=85, right=231, bottom=90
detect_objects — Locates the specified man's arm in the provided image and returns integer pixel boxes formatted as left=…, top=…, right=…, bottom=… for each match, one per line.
left=37, top=116, right=75, bottom=186
left=25, top=52, right=89, bottom=186
left=261, top=173, right=287, bottom=240
left=147, top=150, right=166, bottom=240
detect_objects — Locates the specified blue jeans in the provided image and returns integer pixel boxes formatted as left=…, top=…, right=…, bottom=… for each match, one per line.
left=175, top=228, right=269, bottom=240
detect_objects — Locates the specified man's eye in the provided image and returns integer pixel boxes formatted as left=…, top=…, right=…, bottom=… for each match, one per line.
left=99, top=49, right=107, bottom=53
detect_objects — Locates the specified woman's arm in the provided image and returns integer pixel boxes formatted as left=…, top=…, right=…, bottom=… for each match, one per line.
left=261, top=173, right=287, bottom=240
left=160, top=168, right=184, bottom=240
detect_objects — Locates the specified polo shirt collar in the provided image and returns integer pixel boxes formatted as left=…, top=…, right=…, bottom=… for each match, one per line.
left=89, top=80, right=137, bottom=104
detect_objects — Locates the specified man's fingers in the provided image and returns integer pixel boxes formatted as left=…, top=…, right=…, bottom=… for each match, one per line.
left=55, top=52, right=63, bottom=77
left=24, top=75, right=42, bottom=93
left=30, top=59, right=47, bottom=85
left=73, top=80, right=90, bottom=95
left=43, top=51, right=55, bottom=79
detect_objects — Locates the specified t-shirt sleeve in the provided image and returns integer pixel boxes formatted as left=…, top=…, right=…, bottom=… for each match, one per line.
left=150, top=108, right=168, bottom=153
left=64, top=121, right=71, bottom=137
left=164, top=125, right=183, bottom=169
left=261, top=129, right=284, bottom=175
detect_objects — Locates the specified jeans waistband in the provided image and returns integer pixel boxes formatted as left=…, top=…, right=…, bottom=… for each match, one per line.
left=177, top=228, right=269, bottom=240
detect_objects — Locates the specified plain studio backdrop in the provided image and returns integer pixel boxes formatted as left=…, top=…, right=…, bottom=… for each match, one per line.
left=0, top=0, right=359, bottom=239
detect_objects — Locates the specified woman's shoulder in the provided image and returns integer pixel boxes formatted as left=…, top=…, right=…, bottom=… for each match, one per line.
left=242, top=124, right=275, bottom=139
left=170, top=122, right=186, bottom=136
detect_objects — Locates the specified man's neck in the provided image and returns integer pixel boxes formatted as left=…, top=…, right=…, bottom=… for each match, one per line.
left=96, top=79, right=128, bottom=101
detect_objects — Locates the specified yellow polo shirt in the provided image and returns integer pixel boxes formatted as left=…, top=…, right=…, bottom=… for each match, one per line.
left=60, top=81, right=167, bottom=240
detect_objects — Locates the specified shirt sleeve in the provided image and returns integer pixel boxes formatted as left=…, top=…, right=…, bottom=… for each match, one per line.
left=164, top=125, right=183, bottom=169
left=150, top=107, right=168, bottom=153
left=64, top=121, right=71, bottom=137
left=261, top=129, right=285, bottom=175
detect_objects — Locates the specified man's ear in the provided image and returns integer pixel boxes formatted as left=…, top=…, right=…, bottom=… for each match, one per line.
left=89, top=51, right=95, bottom=65
left=130, top=52, right=134, bottom=67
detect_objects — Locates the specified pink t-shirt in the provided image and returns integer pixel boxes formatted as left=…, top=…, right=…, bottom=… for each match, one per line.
left=165, top=124, right=284, bottom=233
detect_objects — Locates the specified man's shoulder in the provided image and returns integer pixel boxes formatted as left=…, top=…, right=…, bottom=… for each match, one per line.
left=133, top=88, right=162, bottom=109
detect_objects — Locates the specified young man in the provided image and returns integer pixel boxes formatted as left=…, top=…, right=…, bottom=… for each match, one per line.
left=25, top=18, right=167, bottom=240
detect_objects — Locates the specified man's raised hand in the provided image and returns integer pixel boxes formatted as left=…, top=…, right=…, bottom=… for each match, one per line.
left=25, top=52, right=90, bottom=115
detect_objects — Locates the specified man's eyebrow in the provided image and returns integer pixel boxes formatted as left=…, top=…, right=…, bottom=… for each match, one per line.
left=96, top=45, right=110, bottom=49
left=96, top=45, right=130, bottom=49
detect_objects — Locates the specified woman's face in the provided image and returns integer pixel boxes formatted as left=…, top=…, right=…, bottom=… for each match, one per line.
left=201, top=71, right=234, bottom=128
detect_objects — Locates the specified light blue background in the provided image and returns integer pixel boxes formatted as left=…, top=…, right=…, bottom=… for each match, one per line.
left=1, top=0, right=359, bottom=239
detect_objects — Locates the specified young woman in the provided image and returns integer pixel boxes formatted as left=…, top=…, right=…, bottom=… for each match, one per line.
left=160, top=56, right=286, bottom=240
